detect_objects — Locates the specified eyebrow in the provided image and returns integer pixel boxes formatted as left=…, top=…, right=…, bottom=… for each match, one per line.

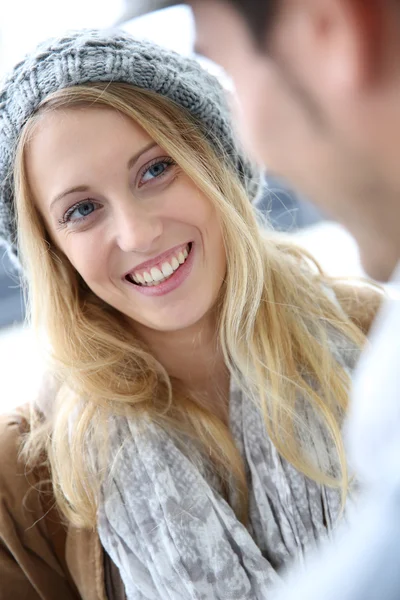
left=49, top=140, right=158, bottom=211
left=127, top=141, right=157, bottom=170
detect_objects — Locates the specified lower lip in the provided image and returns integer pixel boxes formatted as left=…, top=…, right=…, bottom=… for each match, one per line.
left=126, top=244, right=195, bottom=297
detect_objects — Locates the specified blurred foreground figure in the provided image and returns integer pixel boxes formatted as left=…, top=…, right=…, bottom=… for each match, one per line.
left=123, top=0, right=400, bottom=282
left=120, top=2, right=400, bottom=599
left=274, top=283, right=400, bottom=600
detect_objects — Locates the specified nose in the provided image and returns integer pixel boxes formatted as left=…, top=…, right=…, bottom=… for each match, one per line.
left=114, top=200, right=163, bottom=254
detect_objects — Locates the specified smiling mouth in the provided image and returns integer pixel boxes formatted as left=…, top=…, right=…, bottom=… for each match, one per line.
left=125, top=243, right=193, bottom=287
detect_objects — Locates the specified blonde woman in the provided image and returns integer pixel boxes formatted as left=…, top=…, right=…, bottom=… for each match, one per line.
left=0, top=31, right=380, bottom=600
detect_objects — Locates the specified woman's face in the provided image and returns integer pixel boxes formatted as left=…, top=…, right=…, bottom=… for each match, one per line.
left=26, top=106, right=226, bottom=333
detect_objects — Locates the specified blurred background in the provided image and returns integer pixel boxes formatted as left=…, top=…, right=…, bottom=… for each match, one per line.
left=0, top=1, right=363, bottom=413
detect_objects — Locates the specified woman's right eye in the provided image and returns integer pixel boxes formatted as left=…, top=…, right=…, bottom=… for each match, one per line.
left=60, top=199, right=100, bottom=226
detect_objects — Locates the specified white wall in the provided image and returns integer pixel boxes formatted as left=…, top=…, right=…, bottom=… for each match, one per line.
left=0, top=0, right=123, bottom=75
left=0, top=3, right=195, bottom=77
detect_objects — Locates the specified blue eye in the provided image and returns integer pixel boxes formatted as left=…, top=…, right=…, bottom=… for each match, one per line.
left=145, top=163, right=166, bottom=179
left=140, top=157, right=176, bottom=185
left=69, top=201, right=96, bottom=220
left=60, top=200, right=98, bottom=226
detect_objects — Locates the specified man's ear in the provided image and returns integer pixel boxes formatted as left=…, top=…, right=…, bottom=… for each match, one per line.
left=269, top=0, right=386, bottom=93
left=332, top=0, right=387, bottom=87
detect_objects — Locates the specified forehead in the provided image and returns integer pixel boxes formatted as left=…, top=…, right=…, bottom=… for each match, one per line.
left=25, top=106, right=151, bottom=168
left=24, top=106, right=154, bottom=203
left=27, top=105, right=149, bottom=147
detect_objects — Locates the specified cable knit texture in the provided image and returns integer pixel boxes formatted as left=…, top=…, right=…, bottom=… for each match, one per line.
left=0, top=29, right=260, bottom=269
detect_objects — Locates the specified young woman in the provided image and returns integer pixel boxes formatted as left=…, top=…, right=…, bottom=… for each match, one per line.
left=0, top=30, right=380, bottom=600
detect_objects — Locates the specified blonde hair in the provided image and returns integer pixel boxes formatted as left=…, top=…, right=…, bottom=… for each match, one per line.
left=15, top=83, right=366, bottom=528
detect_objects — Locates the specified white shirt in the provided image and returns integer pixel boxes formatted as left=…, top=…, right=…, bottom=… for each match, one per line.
left=274, top=265, right=400, bottom=600
left=347, top=264, right=400, bottom=489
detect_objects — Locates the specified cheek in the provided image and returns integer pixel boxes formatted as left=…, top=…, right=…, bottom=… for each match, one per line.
left=169, top=184, right=214, bottom=227
left=63, top=236, right=109, bottom=286
left=230, top=64, right=287, bottom=162
left=240, top=78, right=320, bottom=176
left=234, top=85, right=265, bottom=154
left=173, top=189, right=224, bottom=256
left=195, top=199, right=225, bottom=261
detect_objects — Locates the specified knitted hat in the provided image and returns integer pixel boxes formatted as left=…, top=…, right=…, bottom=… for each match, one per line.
left=0, top=29, right=260, bottom=269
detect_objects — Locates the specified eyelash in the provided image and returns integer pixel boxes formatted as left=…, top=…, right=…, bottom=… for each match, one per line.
left=137, top=156, right=176, bottom=188
left=58, top=156, right=177, bottom=226
left=58, top=199, right=100, bottom=227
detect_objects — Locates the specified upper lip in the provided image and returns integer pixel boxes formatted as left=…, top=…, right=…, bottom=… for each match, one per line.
left=122, top=242, right=191, bottom=279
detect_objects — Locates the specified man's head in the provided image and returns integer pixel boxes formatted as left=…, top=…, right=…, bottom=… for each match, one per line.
left=123, top=0, right=400, bottom=280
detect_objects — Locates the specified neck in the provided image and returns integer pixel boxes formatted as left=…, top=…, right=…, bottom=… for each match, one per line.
left=347, top=82, right=400, bottom=280
left=135, top=312, right=228, bottom=394
left=371, top=106, right=400, bottom=277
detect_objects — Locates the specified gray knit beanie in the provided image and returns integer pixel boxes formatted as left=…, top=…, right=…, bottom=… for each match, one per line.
left=0, top=29, right=261, bottom=270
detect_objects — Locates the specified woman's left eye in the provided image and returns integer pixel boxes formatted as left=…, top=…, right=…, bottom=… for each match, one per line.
left=139, top=158, right=176, bottom=186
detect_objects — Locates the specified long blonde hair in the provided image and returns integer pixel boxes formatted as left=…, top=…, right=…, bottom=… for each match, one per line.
left=16, top=83, right=366, bottom=528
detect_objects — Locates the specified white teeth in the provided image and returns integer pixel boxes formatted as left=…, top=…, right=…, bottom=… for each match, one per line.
left=171, top=257, right=179, bottom=271
left=143, top=271, right=152, bottom=283
left=151, top=267, right=164, bottom=282
left=161, top=262, right=173, bottom=277
left=129, top=245, right=191, bottom=287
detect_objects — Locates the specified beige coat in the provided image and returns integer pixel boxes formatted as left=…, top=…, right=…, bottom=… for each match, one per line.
left=0, top=406, right=119, bottom=600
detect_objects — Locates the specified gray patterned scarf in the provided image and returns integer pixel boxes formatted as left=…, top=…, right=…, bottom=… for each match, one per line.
left=98, top=335, right=357, bottom=600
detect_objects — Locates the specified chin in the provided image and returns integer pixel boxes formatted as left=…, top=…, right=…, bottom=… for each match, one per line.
left=130, top=302, right=215, bottom=334
left=151, top=311, right=211, bottom=333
